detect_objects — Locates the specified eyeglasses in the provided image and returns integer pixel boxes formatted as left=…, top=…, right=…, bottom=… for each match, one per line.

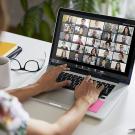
left=10, top=53, right=46, bottom=72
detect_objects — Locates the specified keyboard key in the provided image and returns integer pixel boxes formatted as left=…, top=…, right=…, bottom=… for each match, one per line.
left=100, top=84, right=115, bottom=96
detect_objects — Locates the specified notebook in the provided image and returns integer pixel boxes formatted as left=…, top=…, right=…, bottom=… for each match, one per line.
left=0, top=42, right=17, bottom=57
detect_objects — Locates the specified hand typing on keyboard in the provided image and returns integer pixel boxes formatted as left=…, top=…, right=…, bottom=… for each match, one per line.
left=57, top=72, right=115, bottom=99
left=74, top=76, right=104, bottom=105
left=36, top=64, right=71, bottom=92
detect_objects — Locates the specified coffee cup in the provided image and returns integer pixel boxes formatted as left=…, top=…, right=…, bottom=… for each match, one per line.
left=0, top=57, right=11, bottom=89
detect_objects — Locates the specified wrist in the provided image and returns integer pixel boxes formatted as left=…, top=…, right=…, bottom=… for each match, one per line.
left=75, top=98, right=90, bottom=110
left=32, top=81, right=46, bottom=94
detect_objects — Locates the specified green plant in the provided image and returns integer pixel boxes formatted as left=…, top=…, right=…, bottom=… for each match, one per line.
left=98, top=0, right=122, bottom=16
left=111, top=0, right=121, bottom=16
left=17, top=0, right=70, bottom=42
left=17, top=0, right=103, bottom=42
left=17, top=0, right=122, bottom=42
left=72, top=0, right=100, bottom=13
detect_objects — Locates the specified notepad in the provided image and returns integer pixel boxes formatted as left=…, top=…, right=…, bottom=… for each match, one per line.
left=0, top=42, right=17, bottom=57
left=88, top=99, right=105, bottom=113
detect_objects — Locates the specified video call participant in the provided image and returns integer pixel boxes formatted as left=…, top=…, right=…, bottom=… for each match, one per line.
left=99, top=58, right=111, bottom=68
left=119, top=44, right=129, bottom=54
left=64, top=33, right=71, bottom=41
left=60, top=41, right=68, bottom=58
left=121, top=35, right=128, bottom=44
left=63, top=24, right=70, bottom=32
left=101, top=59, right=106, bottom=68
left=75, top=35, right=84, bottom=45
left=103, top=49, right=110, bottom=60
left=102, top=41, right=111, bottom=50
left=122, top=26, right=131, bottom=36
left=91, top=30, right=97, bottom=38
left=77, top=26, right=88, bottom=36
left=91, top=47, right=98, bottom=57
left=115, top=62, right=122, bottom=72
left=118, top=52, right=124, bottom=63
left=94, top=20, right=102, bottom=30
left=84, top=55, right=95, bottom=65
left=102, top=32, right=112, bottom=42
left=78, top=45, right=85, bottom=53
left=80, top=18, right=87, bottom=28
left=91, top=38, right=96, bottom=46
left=74, top=53, right=79, bottom=61
left=68, top=25, right=75, bottom=33
left=104, top=23, right=112, bottom=32
left=78, top=18, right=88, bottom=35
left=85, top=55, right=92, bottom=64
left=60, top=41, right=68, bottom=50
left=111, top=24, right=118, bottom=33
left=100, top=59, right=107, bottom=68
left=106, top=32, right=112, bottom=42
left=119, top=44, right=125, bottom=53
left=78, top=27, right=84, bottom=35
left=66, top=16, right=73, bottom=23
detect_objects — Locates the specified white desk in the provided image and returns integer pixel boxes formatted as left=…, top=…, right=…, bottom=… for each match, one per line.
left=1, top=32, right=135, bottom=135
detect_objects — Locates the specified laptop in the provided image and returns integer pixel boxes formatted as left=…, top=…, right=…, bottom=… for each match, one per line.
left=34, top=8, right=135, bottom=120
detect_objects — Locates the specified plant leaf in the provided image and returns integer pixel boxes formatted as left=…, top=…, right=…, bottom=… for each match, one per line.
left=20, top=0, right=28, bottom=12
left=39, top=20, right=52, bottom=42
left=72, top=0, right=98, bottom=13
left=56, top=0, right=70, bottom=7
left=23, top=6, right=43, bottom=37
left=16, top=23, right=24, bottom=35
left=42, top=1, right=56, bottom=23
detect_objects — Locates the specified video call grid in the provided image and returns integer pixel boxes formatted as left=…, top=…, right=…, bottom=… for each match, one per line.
left=56, top=15, right=134, bottom=72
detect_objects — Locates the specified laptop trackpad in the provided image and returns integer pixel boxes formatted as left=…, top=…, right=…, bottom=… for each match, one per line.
left=34, top=89, right=75, bottom=109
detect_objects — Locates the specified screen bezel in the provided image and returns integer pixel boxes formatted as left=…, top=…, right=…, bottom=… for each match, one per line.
left=50, top=8, right=135, bottom=84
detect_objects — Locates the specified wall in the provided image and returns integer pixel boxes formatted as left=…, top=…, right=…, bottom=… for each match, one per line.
left=5, top=0, right=44, bottom=27
left=5, top=0, right=135, bottom=27
left=125, top=0, right=135, bottom=19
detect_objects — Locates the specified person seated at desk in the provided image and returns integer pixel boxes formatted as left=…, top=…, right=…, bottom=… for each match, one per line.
left=0, top=1, right=104, bottom=135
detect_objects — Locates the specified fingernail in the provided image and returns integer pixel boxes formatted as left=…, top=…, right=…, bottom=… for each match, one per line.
left=68, top=80, right=72, bottom=85
left=66, top=68, right=70, bottom=70
left=86, top=75, right=91, bottom=81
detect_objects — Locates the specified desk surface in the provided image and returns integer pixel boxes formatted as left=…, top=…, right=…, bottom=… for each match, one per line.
left=1, top=32, right=135, bottom=135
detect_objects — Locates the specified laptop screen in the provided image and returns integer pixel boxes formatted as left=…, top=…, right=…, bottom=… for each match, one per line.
left=51, top=8, right=135, bottom=82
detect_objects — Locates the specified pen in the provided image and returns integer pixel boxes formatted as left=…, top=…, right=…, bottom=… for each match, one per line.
left=7, top=46, right=22, bottom=59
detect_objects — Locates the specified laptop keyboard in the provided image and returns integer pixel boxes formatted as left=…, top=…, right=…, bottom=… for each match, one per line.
left=57, top=72, right=115, bottom=99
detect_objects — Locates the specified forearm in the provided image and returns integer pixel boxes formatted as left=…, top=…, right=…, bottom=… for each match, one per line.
left=27, top=119, right=59, bottom=135
left=8, top=83, right=43, bottom=102
left=55, top=99, right=89, bottom=135
left=26, top=99, right=89, bottom=135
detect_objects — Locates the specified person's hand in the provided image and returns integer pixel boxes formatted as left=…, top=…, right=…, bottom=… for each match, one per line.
left=36, top=64, right=70, bottom=93
left=75, top=76, right=104, bottom=106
